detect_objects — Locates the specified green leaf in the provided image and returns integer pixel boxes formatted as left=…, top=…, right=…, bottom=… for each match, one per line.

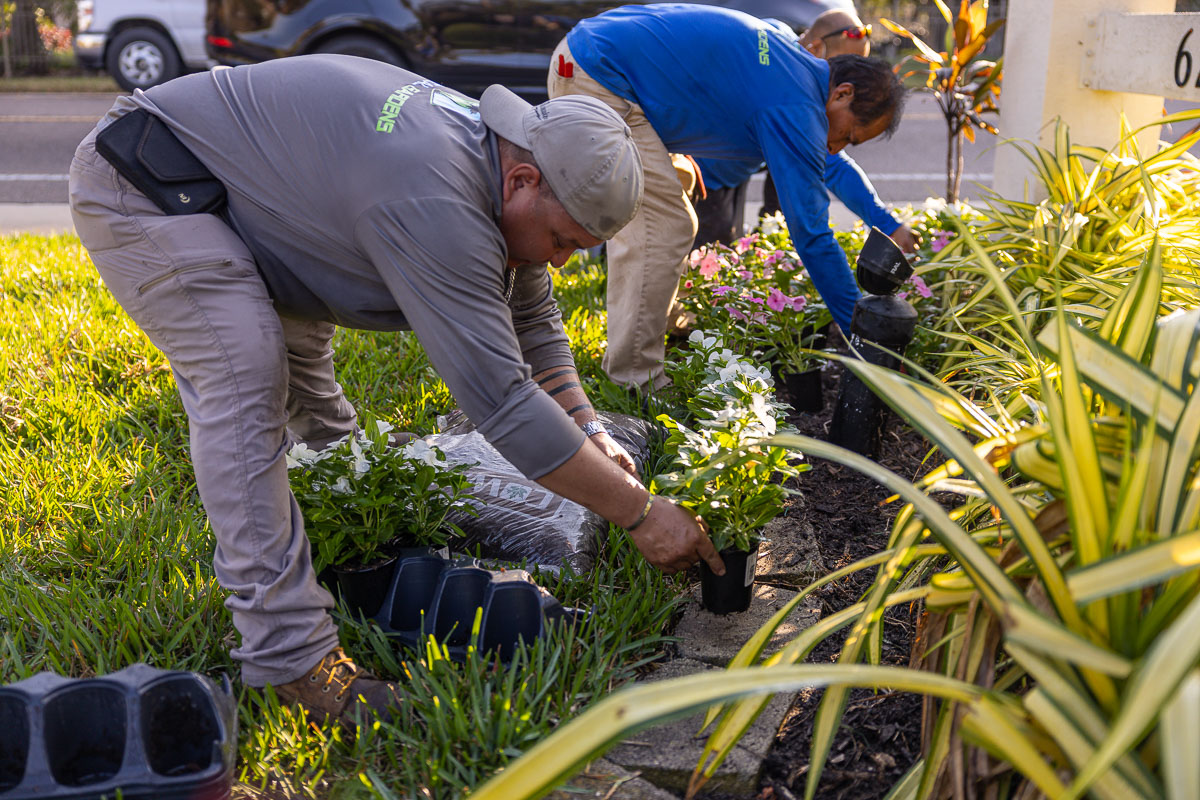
left=1038, top=322, right=1185, bottom=435
left=1066, top=588, right=1200, bottom=798
left=470, top=665, right=997, bottom=800
left=1162, top=671, right=1200, bottom=800
left=1068, top=530, right=1200, bottom=604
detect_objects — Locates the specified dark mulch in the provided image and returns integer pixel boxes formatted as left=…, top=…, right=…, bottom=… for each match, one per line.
left=755, top=362, right=940, bottom=800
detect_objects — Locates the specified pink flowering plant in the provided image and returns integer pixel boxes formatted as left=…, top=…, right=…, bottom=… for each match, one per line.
left=681, top=214, right=831, bottom=371
left=652, top=342, right=803, bottom=553
left=287, top=417, right=475, bottom=571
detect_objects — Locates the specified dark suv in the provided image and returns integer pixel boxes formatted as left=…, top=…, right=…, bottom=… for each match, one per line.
left=205, top=0, right=849, bottom=101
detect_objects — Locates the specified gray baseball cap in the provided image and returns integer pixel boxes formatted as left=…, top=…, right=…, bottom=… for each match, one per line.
left=479, top=85, right=643, bottom=240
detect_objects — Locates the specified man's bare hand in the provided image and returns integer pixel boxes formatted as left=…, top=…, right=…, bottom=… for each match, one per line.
left=890, top=225, right=918, bottom=253
left=591, top=431, right=639, bottom=477
left=628, top=498, right=725, bottom=575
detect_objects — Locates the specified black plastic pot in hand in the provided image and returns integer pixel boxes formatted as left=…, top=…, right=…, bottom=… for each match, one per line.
left=334, top=556, right=398, bottom=618
left=771, top=365, right=823, bottom=414
left=699, top=541, right=759, bottom=615
left=855, top=226, right=913, bottom=295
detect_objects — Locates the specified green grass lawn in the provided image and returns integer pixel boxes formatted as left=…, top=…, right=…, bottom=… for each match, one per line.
left=0, top=233, right=684, bottom=798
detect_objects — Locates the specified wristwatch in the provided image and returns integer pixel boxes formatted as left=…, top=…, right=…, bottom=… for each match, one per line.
left=580, top=420, right=607, bottom=438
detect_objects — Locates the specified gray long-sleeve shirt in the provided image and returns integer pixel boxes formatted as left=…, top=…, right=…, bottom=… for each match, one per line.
left=120, top=55, right=584, bottom=478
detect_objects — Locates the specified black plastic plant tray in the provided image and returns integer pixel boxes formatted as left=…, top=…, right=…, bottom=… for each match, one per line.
left=369, top=549, right=578, bottom=662
left=0, top=663, right=236, bottom=800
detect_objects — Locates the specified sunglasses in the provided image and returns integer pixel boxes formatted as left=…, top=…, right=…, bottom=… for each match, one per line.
left=821, top=24, right=872, bottom=41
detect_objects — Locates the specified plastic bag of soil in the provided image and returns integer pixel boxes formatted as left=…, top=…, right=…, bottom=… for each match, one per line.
left=428, top=410, right=657, bottom=573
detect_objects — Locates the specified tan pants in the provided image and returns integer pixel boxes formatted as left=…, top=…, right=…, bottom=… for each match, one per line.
left=69, top=126, right=349, bottom=686
left=548, top=38, right=698, bottom=391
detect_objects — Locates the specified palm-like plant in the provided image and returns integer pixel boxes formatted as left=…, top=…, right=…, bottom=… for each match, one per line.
left=930, top=112, right=1200, bottom=407
left=467, top=225, right=1200, bottom=800
left=688, top=230, right=1200, bottom=799
left=880, top=0, right=1004, bottom=202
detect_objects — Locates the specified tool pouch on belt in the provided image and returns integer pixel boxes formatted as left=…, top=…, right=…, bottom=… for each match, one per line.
left=95, top=108, right=227, bottom=216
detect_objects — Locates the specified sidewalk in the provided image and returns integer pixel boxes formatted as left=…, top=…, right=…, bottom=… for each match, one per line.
left=1, top=203, right=75, bottom=235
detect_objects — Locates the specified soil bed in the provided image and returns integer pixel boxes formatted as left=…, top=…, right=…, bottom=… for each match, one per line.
left=755, top=363, right=939, bottom=800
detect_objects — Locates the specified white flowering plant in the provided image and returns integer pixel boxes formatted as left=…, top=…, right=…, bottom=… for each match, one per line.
left=653, top=337, right=804, bottom=552
left=287, top=417, right=475, bottom=572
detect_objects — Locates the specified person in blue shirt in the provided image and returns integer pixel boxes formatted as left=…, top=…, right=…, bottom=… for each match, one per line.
left=547, top=3, right=906, bottom=391
left=696, top=9, right=916, bottom=252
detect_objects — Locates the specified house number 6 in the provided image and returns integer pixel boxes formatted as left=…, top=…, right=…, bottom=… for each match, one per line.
left=1175, top=28, right=1199, bottom=87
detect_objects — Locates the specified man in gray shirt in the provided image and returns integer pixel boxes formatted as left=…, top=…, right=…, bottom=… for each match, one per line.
left=69, top=55, right=723, bottom=725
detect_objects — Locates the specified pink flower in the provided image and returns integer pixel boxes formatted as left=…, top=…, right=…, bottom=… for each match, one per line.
left=752, top=247, right=768, bottom=261
left=930, top=230, right=952, bottom=253
left=897, top=291, right=908, bottom=301
left=736, top=234, right=760, bottom=253
left=766, top=288, right=788, bottom=312
left=748, top=296, right=764, bottom=305
left=689, top=248, right=706, bottom=266
left=698, top=251, right=723, bottom=279
left=713, top=285, right=736, bottom=296
left=738, top=270, right=753, bottom=280
left=726, top=305, right=747, bottom=321
left=683, top=280, right=693, bottom=289
left=910, top=275, right=933, bottom=298
left=764, top=251, right=785, bottom=266
left=789, top=295, right=807, bottom=312
left=751, top=312, right=768, bottom=324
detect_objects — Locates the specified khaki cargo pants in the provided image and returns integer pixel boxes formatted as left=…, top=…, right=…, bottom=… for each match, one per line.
left=69, top=124, right=350, bottom=686
left=548, top=38, right=698, bottom=392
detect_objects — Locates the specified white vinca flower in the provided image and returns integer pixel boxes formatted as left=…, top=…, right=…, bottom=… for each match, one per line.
left=749, top=393, right=777, bottom=436
left=707, top=347, right=734, bottom=367
left=348, top=436, right=370, bottom=475
left=703, top=403, right=744, bottom=428
left=688, top=330, right=720, bottom=351
left=760, top=211, right=785, bottom=236
left=403, top=438, right=445, bottom=467
left=375, top=419, right=395, bottom=436
left=717, top=361, right=742, bottom=383
left=719, top=358, right=767, bottom=385
left=746, top=366, right=773, bottom=387
left=331, top=477, right=353, bottom=495
left=285, top=442, right=321, bottom=469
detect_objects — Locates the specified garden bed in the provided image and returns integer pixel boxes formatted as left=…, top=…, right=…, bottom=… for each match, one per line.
left=757, top=363, right=933, bottom=800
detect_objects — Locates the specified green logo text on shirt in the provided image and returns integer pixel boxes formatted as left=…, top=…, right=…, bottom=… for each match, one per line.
left=375, top=79, right=435, bottom=132
left=758, top=30, right=770, bottom=65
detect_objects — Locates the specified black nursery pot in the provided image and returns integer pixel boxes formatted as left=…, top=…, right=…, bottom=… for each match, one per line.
left=335, top=557, right=398, bottom=618
left=771, top=365, right=823, bottom=414
left=699, top=542, right=760, bottom=615
left=856, top=226, right=913, bottom=296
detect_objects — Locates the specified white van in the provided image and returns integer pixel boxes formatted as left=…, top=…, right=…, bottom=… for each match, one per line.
left=74, top=0, right=211, bottom=91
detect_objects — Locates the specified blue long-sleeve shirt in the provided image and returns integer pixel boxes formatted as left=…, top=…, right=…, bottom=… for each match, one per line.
left=694, top=154, right=901, bottom=235
left=566, top=3, right=862, bottom=329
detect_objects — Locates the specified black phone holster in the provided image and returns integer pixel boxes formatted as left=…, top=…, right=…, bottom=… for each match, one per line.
left=95, top=109, right=227, bottom=216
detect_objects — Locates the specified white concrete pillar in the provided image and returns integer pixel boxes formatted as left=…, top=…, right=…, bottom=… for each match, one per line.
left=993, top=0, right=1174, bottom=201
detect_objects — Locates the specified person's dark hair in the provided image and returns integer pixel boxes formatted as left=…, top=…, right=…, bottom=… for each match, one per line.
left=827, top=55, right=907, bottom=138
left=498, top=137, right=556, bottom=197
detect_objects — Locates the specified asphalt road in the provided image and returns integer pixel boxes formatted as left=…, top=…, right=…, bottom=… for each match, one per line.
left=1, top=89, right=1195, bottom=209
left=0, top=92, right=122, bottom=203
left=0, top=90, right=989, bottom=207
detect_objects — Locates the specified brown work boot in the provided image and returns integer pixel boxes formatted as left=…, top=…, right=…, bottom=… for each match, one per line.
left=272, top=648, right=401, bottom=726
